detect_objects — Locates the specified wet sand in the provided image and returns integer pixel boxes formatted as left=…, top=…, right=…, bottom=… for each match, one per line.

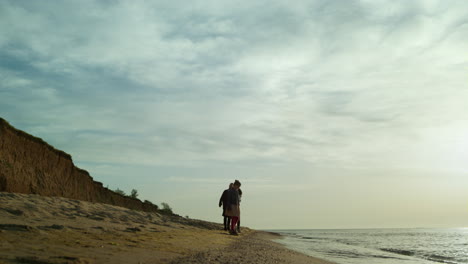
left=0, top=192, right=334, bottom=264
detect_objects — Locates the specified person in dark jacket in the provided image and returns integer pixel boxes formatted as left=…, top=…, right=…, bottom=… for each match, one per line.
left=225, top=180, right=241, bottom=235
left=237, top=188, right=242, bottom=233
left=219, top=183, right=233, bottom=230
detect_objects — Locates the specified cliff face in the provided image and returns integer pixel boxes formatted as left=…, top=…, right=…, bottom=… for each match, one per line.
left=0, top=118, right=158, bottom=212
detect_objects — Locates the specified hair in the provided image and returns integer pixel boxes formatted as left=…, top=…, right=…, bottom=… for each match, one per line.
left=238, top=189, right=242, bottom=196
left=234, top=180, right=241, bottom=187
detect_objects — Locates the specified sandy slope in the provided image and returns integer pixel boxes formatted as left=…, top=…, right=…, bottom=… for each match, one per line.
left=0, top=192, right=334, bottom=264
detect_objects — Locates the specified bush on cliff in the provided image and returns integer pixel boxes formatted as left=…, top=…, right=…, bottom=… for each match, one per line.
left=160, top=202, right=173, bottom=215
left=130, top=189, right=139, bottom=199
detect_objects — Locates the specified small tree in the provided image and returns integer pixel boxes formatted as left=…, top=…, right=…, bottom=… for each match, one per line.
left=130, top=189, right=139, bottom=199
left=114, top=188, right=126, bottom=196
left=160, top=202, right=173, bottom=215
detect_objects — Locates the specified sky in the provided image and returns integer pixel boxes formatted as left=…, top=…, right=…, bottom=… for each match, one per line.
left=1, top=0, right=467, bottom=229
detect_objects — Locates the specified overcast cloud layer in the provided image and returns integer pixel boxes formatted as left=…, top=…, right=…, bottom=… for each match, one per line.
left=1, top=0, right=467, bottom=228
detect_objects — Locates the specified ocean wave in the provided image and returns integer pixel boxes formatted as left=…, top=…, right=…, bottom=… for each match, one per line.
left=301, top=236, right=327, bottom=240
left=277, top=229, right=467, bottom=264
left=381, top=248, right=461, bottom=264
left=380, top=248, right=415, bottom=256
left=327, top=249, right=406, bottom=261
left=425, top=254, right=458, bottom=264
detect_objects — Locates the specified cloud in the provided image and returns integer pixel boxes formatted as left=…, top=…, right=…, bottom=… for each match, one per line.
left=1, top=0, right=468, bottom=172
left=2, top=0, right=468, bottom=228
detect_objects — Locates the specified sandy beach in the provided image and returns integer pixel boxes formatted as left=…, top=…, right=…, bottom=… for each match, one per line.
left=0, top=192, right=334, bottom=264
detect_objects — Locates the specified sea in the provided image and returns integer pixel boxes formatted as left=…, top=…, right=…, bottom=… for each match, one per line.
left=271, top=228, right=468, bottom=264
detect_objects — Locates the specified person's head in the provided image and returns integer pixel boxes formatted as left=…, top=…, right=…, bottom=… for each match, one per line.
left=229, top=183, right=233, bottom=189
left=233, top=180, right=241, bottom=189
left=238, top=189, right=242, bottom=196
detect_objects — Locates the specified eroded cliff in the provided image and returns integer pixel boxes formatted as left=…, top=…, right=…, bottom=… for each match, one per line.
left=0, top=118, right=158, bottom=212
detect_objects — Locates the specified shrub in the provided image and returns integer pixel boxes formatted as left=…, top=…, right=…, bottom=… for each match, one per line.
left=160, top=202, right=173, bottom=215
left=130, top=189, right=139, bottom=199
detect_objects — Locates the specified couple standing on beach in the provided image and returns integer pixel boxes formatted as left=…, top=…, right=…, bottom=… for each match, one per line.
left=219, top=180, right=242, bottom=235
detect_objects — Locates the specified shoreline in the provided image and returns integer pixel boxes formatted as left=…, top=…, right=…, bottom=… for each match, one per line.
left=0, top=192, right=334, bottom=264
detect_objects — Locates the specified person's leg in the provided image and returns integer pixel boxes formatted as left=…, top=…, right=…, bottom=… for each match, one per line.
left=237, top=219, right=240, bottom=232
left=230, top=216, right=239, bottom=232
left=223, top=216, right=228, bottom=230
left=227, top=216, right=231, bottom=230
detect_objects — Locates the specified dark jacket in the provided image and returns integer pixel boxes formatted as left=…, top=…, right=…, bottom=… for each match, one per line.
left=226, top=188, right=240, bottom=207
left=219, top=189, right=229, bottom=209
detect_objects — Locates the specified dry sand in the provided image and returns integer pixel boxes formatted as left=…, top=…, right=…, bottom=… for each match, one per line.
left=0, top=192, right=334, bottom=264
